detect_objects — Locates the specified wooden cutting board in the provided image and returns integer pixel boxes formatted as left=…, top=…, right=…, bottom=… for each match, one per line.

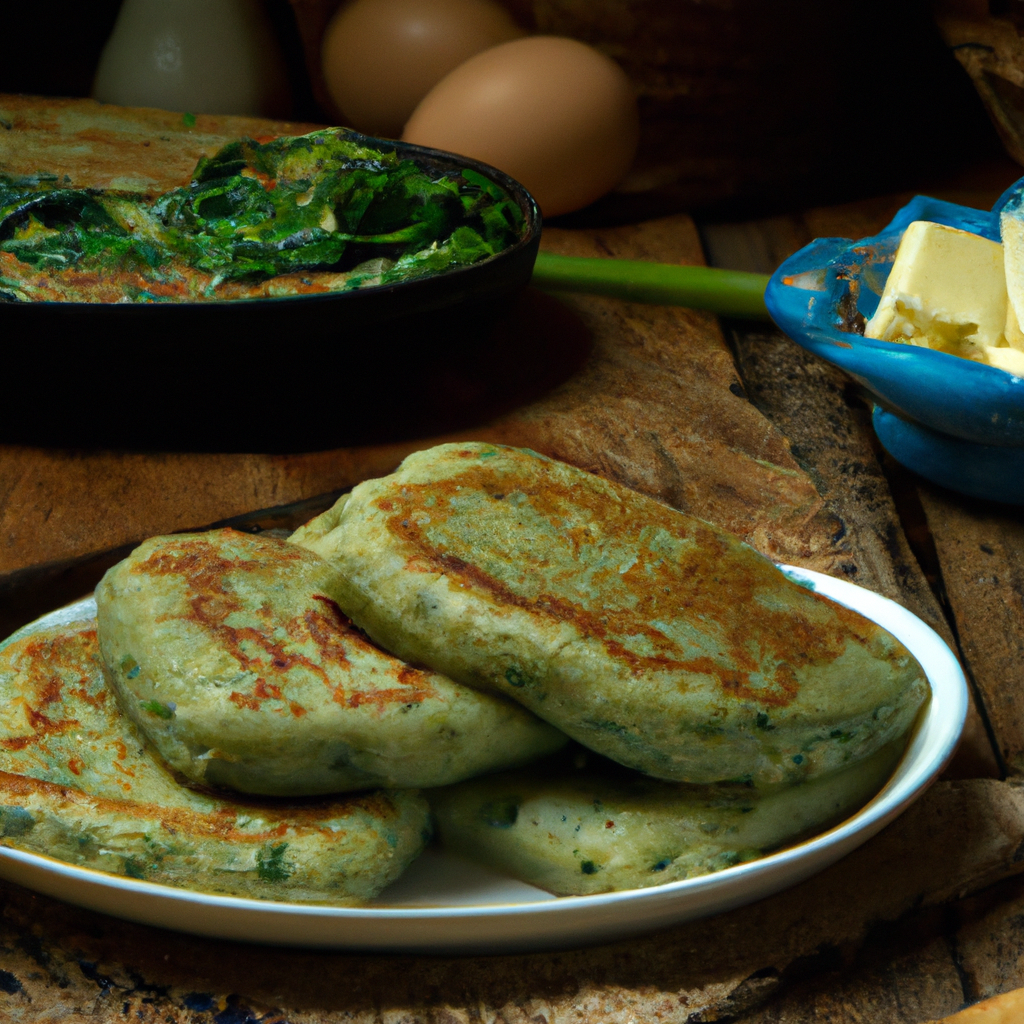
left=0, top=96, right=1012, bottom=1024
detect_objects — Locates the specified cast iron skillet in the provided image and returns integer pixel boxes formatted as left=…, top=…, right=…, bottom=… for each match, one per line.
left=0, top=135, right=541, bottom=452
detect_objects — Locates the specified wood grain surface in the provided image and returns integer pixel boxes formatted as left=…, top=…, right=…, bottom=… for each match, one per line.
left=2, top=97, right=1023, bottom=1024
left=918, top=486, right=1024, bottom=777
left=1, top=217, right=848, bottom=627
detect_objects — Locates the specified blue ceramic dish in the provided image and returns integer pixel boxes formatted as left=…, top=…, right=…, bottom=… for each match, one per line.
left=764, top=186, right=1024, bottom=503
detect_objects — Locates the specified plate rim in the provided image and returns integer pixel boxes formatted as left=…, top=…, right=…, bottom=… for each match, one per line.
left=0, top=566, right=968, bottom=950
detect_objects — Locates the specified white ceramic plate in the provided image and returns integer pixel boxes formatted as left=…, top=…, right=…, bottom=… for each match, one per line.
left=0, top=567, right=967, bottom=954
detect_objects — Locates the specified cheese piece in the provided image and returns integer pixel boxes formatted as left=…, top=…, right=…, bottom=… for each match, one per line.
left=864, top=220, right=1007, bottom=361
left=1002, top=206, right=1024, bottom=353
left=984, top=345, right=1024, bottom=376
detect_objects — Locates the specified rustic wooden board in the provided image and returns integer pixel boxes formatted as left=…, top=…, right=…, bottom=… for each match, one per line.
left=0, top=97, right=1017, bottom=1023
left=735, top=790, right=1024, bottom=1024
left=918, top=485, right=1024, bottom=777
left=955, top=873, right=1024, bottom=1007
left=734, top=907, right=966, bottom=1024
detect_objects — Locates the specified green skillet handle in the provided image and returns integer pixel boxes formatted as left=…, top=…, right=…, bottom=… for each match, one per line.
left=530, top=250, right=772, bottom=321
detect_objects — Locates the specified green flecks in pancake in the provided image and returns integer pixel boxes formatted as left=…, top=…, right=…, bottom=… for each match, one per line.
left=256, top=842, right=293, bottom=883
left=296, top=443, right=930, bottom=788
left=0, top=129, right=526, bottom=302
left=0, top=620, right=431, bottom=902
left=139, top=699, right=174, bottom=720
left=430, top=741, right=904, bottom=896
left=0, top=805, right=35, bottom=837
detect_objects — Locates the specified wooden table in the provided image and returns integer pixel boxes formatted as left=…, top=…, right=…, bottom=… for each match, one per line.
left=3, top=125, right=1024, bottom=1021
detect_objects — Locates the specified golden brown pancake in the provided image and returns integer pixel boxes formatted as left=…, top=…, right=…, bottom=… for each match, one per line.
left=96, top=529, right=564, bottom=796
left=293, top=442, right=929, bottom=788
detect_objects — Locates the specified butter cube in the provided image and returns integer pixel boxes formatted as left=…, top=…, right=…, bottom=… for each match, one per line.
left=864, top=220, right=1007, bottom=361
left=1005, top=289, right=1024, bottom=351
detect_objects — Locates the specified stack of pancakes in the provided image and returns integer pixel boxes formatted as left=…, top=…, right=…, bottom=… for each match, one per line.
left=0, top=444, right=928, bottom=901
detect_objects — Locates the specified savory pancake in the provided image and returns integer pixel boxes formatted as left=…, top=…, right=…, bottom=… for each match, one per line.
left=430, top=742, right=903, bottom=896
left=95, top=529, right=564, bottom=796
left=292, top=443, right=929, bottom=788
left=0, top=620, right=429, bottom=902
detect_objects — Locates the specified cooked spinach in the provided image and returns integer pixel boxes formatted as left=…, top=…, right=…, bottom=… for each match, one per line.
left=0, top=129, right=526, bottom=300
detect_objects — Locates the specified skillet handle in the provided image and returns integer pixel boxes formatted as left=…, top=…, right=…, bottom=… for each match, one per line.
left=531, top=250, right=771, bottom=320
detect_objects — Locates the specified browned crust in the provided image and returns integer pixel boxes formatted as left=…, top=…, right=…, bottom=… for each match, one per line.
left=377, top=455, right=880, bottom=709
left=126, top=531, right=440, bottom=715
left=0, top=617, right=404, bottom=835
left=0, top=765, right=401, bottom=842
left=0, top=94, right=324, bottom=193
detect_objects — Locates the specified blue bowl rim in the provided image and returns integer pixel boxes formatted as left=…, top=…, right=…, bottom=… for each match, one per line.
left=764, top=190, right=1024, bottom=448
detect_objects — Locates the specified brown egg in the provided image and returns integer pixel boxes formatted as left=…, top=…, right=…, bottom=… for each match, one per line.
left=321, top=0, right=524, bottom=139
left=402, top=36, right=640, bottom=217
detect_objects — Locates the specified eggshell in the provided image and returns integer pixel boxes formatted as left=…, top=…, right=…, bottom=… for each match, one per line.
left=403, top=36, right=640, bottom=217
left=322, top=0, right=524, bottom=139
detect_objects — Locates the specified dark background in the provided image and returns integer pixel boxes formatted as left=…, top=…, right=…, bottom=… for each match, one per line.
left=0, top=1, right=321, bottom=122
left=0, top=1, right=1009, bottom=221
